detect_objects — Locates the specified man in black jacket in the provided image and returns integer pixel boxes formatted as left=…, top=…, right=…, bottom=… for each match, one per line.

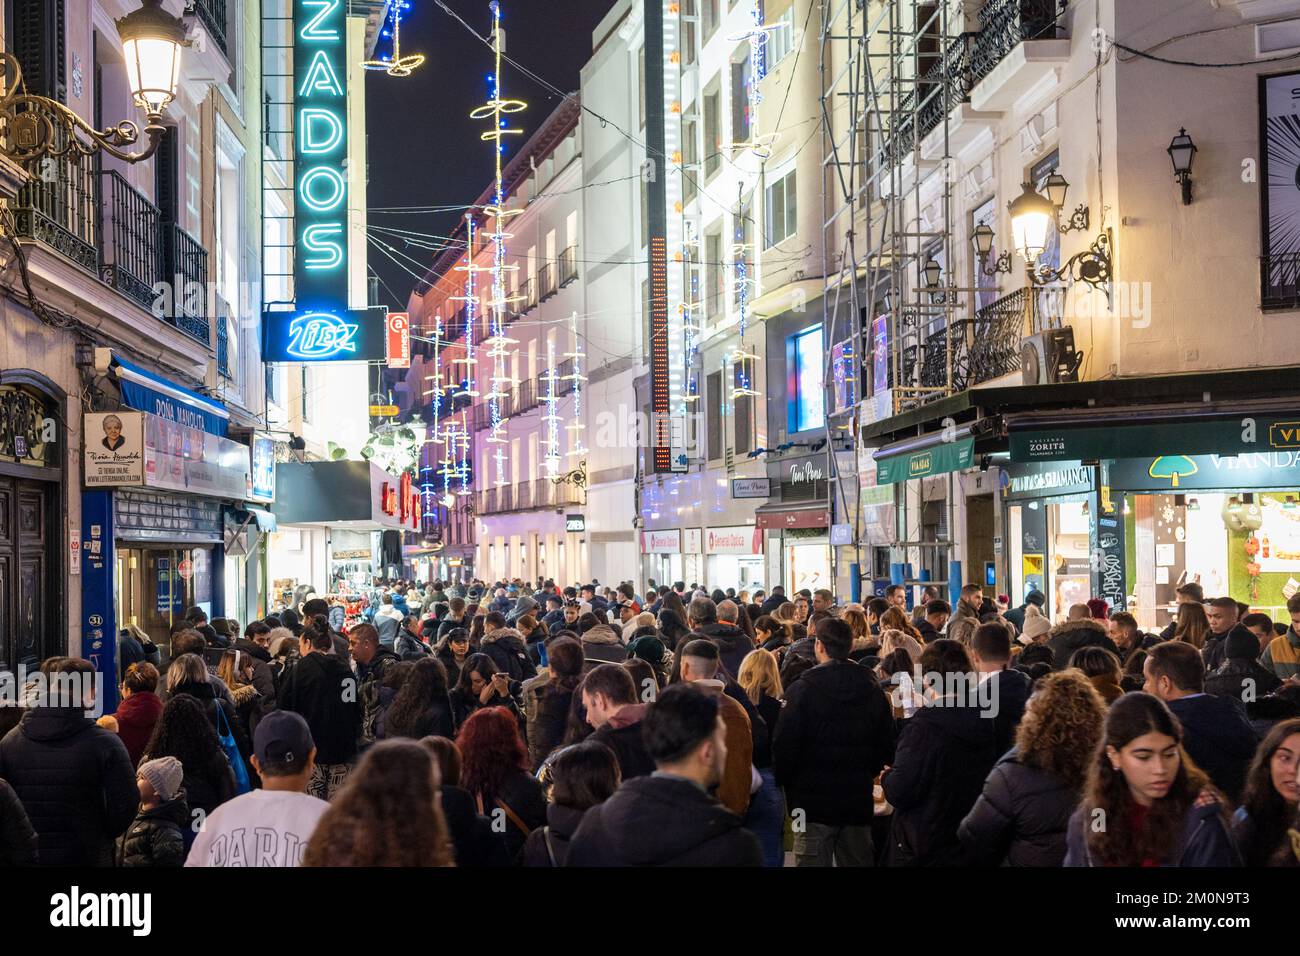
left=687, top=597, right=754, bottom=679
left=970, top=623, right=1031, bottom=755
left=1144, top=641, right=1258, bottom=803
left=773, top=618, right=895, bottom=866
left=280, top=621, right=361, bottom=800
left=1201, top=597, right=1242, bottom=673
left=582, top=664, right=655, bottom=780
left=349, top=623, right=401, bottom=742
left=759, top=585, right=787, bottom=616
left=0, top=657, right=136, bottom=865
left=567, top=683, right=761, bottom=866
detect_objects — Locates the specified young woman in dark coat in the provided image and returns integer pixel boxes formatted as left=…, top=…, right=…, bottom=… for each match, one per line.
left=384, top=658, right=456, bottom=740
left=448, top=654, right=524, bottom=732
left=165, top=652, right=253, bottom=765
left=959, top=670, right=1108, bottom=866
left=523, top=739, right=620, bottom=867
left=1232, top=717, right=1300, bottom=866
left=526, top=637, right=585, bottom=771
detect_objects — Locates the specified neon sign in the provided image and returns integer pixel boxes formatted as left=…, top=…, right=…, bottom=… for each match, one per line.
left=262, top=0, right=387, bottom=362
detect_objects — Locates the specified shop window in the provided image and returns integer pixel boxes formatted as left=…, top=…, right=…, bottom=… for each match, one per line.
left=788, top=324, right=825, bottom=433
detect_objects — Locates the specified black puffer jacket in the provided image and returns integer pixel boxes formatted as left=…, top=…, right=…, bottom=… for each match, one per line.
left=0, top=707, right=137, bottom=866
left=0, top=777, right=37, bottom=865
left=1166, top=693, right=1259, bottom=803
left=117, top=793, right=188, bottom=867
left=1048, top=620, right=1120, bottom=671
left=278, top=650, right=362, bottom=764
left=1206, top=658, right=1282, bottom=701
left=481, top=631, right=539, bottom=683
left=566, top=775, right=762, bottom=866
left=882, top=696, right=1001, bottom=866
left=773, top=660, right=895, bottom=826
left=526, top=684, right=575, bottom=772
left=692, top=622, right=754, bottom=679
left=958, top=749, right=1081, bottom=866
left=522, top=802, right=587, bottom=867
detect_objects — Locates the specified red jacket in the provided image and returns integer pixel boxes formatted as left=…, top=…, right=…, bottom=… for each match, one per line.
left=114, top=691, right=163, bottom=768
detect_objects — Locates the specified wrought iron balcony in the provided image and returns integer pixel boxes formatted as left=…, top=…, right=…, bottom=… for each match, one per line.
left=476, top=477, right=583, bottom=514
left=514, top=377, right=538, bottom=414
left=99, top=171, right=161, bottom=312
left=971, top=0, right=1067, bottom=86
left=538, top=262, right=557, bottom=301
left=1262, top=253, right=1300, bottom=310
left=917, top=32, right=978, bottom=141
left=11, top=145, right=98, bottom=273
left=161, top=222, right=210, bottom=344
left=558, top=245, right=579, bottom=286
left=190, top=0, right=229, bottom=57
left=216, top=315, right=231, bottom=380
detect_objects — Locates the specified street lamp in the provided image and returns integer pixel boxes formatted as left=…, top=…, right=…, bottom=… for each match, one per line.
left=972, top=223, right=1012, bottom=276
left=1167, top=127, right=1196, bottom=205
left=0, top=0, right=187, bottom=165
left=1004, top=178, right=1113, bottom=298
left=922, top=257, right=942, bottom=289
left=1008, top=181, right=1055, bottom=264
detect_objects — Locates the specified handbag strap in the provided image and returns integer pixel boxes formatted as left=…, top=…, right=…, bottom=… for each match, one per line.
left=214, top=703, right=233, bottom=740
left=474, top=791, right=532, bottom=837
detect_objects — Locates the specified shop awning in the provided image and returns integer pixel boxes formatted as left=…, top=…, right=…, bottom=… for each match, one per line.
left=1008, top=408, right=1300, bottom=463
left=875, top=435, right=975, bottom=484
left=110, top=353, right=229, bottom=436
left=244, top=506, right=277, bottom=532
left=754, top=500, right=828, bottom=530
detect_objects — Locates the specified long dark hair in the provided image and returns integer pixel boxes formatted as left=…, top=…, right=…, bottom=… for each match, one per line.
left=546, top=637, right=585, bottom=695
left=1082, top=692, right=1217, bottom=866
left=303, top=740, right=452, bottom=866
left=550, top=739, right=620, bottom=811
left=734, top=602, right=756, bottom=640
left=1240, top=718, right=1300, bottom=866
left=386, top=657, right=450, bottom=739
left=657, top=608, right=691, bottom=648
left=142, top=695, right=229, bottom=781
left=660, top=589, right=688, bottom=625
left=452, top=652, right=497, bottom=698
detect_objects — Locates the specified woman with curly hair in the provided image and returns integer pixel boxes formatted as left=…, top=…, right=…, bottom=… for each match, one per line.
left=959, top=670, right=1108, bottom=865
left=1064, top=692, right=1240, bottom=866
left=1232, top=717, right=1300, bottom=866
left=302, top=740, right=452, bottom=866
left=457, top=706, right=546, bottom=861
left=140, top=695, right=236, bottom=844
left=384, top=657, right=455, bottom=740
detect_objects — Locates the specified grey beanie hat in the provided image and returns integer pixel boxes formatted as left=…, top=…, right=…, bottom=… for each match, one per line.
left=138, top=756, right=184, bottom=802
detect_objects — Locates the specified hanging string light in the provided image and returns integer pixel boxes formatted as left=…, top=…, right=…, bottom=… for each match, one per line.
left=564, top=310, right=587, bottom=456
left=362, top=0, right=426, bottom=77
left=470, top=0, right=526, bottom=487
left=451, top=214, right=481, bottom=400
left=541, top=336, right=562, bottom=477
left=725, top=1, right=778, bottom=157
left=421, top=312, right=445, bottom=521
left=733, top=197, right=760, bottom=398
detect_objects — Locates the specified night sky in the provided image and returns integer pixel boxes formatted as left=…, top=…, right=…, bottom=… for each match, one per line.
left=364, top=0, right=618, bottom=310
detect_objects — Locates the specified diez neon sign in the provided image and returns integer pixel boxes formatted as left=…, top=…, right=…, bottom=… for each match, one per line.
left=286, top=311, right=358, bottom=358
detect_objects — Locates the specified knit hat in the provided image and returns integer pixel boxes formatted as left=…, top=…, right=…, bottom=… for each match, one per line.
left=1020, top=604, right=1052, bottom=644
left=138, top=756, right=183, bottom=802
left=627, top=634, right=666, bottom=667
left=1224, top=624, right=1261, bottom=661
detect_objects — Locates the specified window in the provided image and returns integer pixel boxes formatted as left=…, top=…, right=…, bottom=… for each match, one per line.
left=702, top=0, right=719, bottom=43
left=767, top=5, right=795, bottom=66
left=682, top=116, right=698, bottom=204
left=789, top=325, right=825, bottom=433
left=682, top=0, right=697, bottom=66
left=732, top=358, right=755, bottom=454
left=703, top=81, right=721, bottom=178
left=730, top=47, right=752, bottom=146
left=764, top=166, right=796, bottom=246
left=706, top=369, right=723, bottom=460
left=704, top=227, right=723, bottom=322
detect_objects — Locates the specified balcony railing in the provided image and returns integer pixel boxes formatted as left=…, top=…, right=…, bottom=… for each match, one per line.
left=971, top=0, right=1066, bottom=85
left=538, top=262, right=557, bottom=300
left=558, top=246, right=579, bottom=286
left=514, top=377, right=538, bottom=414
left=191, top=0, right=229, bottom=57
left=476, top=477, right=584, bottom=514
left=521, top=277, right=538, bottom=312
left=99, top=171, right=161, bottom=312
left=1262, top=253, right=1300, bottom=310
left=161, top=222, right=210, bottom=344
left=917, top=32, right=977, bottom=141
left=12, top=145, right=97, bottom=274
left=216, top=317, right=231, bottom=379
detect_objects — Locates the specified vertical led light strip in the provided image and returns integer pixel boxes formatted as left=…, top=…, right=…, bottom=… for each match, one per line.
left=565, top=310, right=588, bottom=456
left=422, top=312, right=445, bottom=524
left=645, top=0, right=672, bottom=472
left=542, top=337, right=561, bottom=477
left=662, top=3, right=685, bottom=432
left=452, top=214, right=481, bottom=400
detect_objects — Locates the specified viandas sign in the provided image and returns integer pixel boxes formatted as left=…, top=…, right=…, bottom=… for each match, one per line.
left=264, top=0, right=385, bottom=362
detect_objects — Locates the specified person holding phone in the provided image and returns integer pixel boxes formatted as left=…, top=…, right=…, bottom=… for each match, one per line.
left=449, top=654, right=523, bottom=732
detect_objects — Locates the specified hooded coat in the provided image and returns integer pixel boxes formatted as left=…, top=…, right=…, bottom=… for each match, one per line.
left=945, top=600, right=984, bottom=646
left=1047, top=619, right=1120, bottom=671
left=772, top=659, right=895, bottom=826
left=117, top=792, right=189, bottom=867
left=278, top=650, right=362, bottom=764
left=591, top=704, right=656, bottom=780
left=691, top=621, right=755, bottom=679
left=114, top=690, right=164, bottom=769
left=566, top=775, right=762, bottom=866
left=580, top=624, right=626, bottom=666
left=882, top=695, right=1001, bottom=866
left=1166, top=694, right=1259, bottom=803
left=481, top=629, right=539, bottom=683
left=0, top=707, right=137, bottom=866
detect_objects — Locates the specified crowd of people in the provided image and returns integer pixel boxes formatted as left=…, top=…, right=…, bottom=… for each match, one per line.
left=1, top=574, right=1299, bottom=867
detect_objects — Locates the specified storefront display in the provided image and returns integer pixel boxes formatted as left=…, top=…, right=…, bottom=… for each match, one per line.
left=640, top=528, right=682, bottom=587
left=1002, top=461, right=1096, bottom=620
left=704, top=525, right=764, bottom=591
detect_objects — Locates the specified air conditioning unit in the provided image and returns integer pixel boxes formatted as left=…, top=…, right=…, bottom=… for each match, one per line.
left=1021, top=327, right=1083, bottom=386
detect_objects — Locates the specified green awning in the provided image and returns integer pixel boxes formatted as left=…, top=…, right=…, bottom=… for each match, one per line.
left=1011, top=415, right=1300, bottom=463
left=876, top=436, right=975, bottom=484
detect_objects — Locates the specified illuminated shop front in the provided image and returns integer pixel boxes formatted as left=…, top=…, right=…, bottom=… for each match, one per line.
left=1002, top=462, right=1096, bottom=621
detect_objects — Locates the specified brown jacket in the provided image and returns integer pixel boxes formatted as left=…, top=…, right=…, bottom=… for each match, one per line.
left=692, top=679, right=753, bottom=816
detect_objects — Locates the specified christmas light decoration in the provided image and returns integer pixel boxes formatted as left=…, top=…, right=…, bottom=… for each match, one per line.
left=541, top=336, right=562, bottom=477
left=451, top=214, right=481, bottom=399
left=363, top=0, right=426, bottom=76
left=470, top=0, right=526, bottom=487
left=564, top=310, right=587, bottom=457
left=726, top=1, right=779, bottom=158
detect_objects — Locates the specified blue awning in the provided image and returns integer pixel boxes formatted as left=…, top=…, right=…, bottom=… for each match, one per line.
left=111, top=353, right=229, bottom=436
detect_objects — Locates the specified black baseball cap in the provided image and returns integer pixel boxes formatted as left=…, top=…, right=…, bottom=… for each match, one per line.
left=253, top=710, right=314, bottom=768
